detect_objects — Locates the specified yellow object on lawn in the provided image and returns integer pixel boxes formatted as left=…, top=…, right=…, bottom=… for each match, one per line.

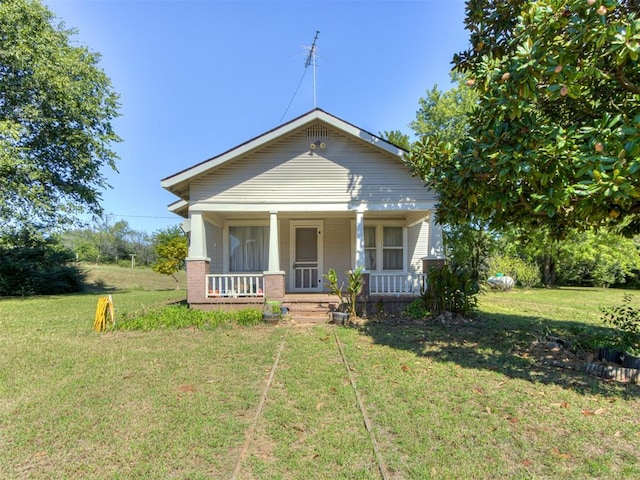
left=93, top=295, right=115, bottom=332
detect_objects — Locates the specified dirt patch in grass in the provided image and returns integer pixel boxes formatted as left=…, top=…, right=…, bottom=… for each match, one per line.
left=526, top=339, right=640, bottom=384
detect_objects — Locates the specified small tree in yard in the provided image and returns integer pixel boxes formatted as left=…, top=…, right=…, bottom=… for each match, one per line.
left=152, top=227, right=187, bottom=289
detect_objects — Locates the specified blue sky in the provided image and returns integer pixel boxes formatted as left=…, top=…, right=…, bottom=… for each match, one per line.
left=45, top=0, right=469, bottom=234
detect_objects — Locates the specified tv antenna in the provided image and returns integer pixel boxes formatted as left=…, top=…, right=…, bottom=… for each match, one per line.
left=279, top=30, right=321, bottom=122
left=305, top=30, right=320, bottom=109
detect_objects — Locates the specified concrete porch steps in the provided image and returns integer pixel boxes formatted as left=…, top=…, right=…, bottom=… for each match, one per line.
left=282, top=293, right=337, bottom=325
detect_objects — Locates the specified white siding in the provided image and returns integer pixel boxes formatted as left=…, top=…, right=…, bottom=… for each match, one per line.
left=322, top=218, right=352, bottom=291
left=190, top=124, right=435, bottom=209
left=205, top=223, right=223, bottom=273
left=280, top=219, right=291, bottom=276
left=408, top=220, right=429, bottom=275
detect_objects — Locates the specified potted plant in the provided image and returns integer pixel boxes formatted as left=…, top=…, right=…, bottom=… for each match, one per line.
left=262, top=299, right=282, bottom=324
left=323, top=266, right=363, bottom=325
left=600, top=294, right=640, bottom=369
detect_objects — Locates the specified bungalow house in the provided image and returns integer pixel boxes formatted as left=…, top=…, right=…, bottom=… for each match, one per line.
left=161, top=109, right=445, bottom=316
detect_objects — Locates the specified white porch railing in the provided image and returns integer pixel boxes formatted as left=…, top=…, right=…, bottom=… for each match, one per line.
left=206, top=274, right=264, bottom=298
left=369, top=273, right=426, bottom=295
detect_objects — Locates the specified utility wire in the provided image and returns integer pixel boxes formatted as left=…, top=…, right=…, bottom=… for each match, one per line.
left=279, top=67, right=308, bottom=123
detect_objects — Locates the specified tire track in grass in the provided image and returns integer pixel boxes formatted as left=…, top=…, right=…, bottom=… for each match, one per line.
left=333, top=327, right=391, bottom=480
left=231, top=326, right=290, bottom=480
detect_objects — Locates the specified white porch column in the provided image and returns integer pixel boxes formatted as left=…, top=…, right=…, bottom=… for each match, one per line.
left=354, top=207, right=366, bottom=270
left=187, top=211, right=209, bottom=261
left=267, top=210, right=280, bottom=273
left=427, top=213, right=446, bottom=260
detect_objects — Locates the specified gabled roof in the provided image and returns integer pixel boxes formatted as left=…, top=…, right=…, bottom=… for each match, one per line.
left=161, top=108, right=407, bottom=201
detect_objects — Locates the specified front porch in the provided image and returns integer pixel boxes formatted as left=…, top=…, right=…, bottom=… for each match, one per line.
left=187, top=268, right=434, bottom=317
left=182, top=206, right=446, bottom=319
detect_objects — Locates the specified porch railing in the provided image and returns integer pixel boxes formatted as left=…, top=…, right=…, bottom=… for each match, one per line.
left=369, top=273, right=426, bottom=295
left=206, top=274, right=265, bottom=298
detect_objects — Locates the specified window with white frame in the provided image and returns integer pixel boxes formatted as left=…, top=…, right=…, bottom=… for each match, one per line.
left=229, top=226, right=269, bottom=272
left=382, top=226, right=403, bottom=270
left=364, top=226, right=377, bottom=270
left=362, top=224, right=405, bottom=272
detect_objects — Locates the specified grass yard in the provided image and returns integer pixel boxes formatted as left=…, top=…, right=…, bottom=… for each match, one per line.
left=1, top=270, right=639, bottom=478
left=82, top=263, right=187, bottom=292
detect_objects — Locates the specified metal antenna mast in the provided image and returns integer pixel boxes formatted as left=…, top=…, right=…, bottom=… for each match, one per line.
left=305, top=30, right=320, bottom=108
left=279, top=31, right=321, bottom=122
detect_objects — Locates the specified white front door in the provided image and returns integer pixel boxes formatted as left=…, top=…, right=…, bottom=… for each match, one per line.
left=290, top=221, right=323, bottom=292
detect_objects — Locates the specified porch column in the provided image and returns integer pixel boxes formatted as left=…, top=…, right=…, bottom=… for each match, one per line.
left=187, top=211, right=209, bottom=261
left=354, top=207, right=366, bottom=270
left=186, top=211, right=210, bottom=306
left=354, top=207, right=370, bottom=310
left=423, top=212, right=446, bottom=272
left=267, top=211, right=280, bottom=273
left=265, top=210, right=285, bottom=301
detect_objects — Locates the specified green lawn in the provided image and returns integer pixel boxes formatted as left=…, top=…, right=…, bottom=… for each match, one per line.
left=1, top=275, right=639, bottom=478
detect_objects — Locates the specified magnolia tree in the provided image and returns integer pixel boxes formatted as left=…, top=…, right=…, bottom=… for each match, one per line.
left=409, top=0, right=640, bottom=238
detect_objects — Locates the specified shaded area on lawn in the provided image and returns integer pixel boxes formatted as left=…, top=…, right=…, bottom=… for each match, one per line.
left=355, top=313, right=640, bottom=398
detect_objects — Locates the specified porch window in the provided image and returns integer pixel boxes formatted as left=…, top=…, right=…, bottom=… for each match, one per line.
left=383, top=227, right=403, bottom=270
left=361, top=224, right=405, bottom=272
left=229, top=226, right=269, bottom=272
left=364, top=227, right=377, bottom=270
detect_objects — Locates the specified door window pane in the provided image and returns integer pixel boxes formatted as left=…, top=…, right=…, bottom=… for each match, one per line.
left=295, top=228, right=317, bottom=262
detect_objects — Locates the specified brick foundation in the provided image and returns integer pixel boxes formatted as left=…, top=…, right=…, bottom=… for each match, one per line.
left=423, top=258, right=446, bottom=273
left=186, top=259, right=209, bottom=305
left=263, top=272, right=285, bottom=301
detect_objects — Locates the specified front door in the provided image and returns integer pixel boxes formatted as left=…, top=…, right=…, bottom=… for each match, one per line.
left=290, top=222, right=323, bottom=292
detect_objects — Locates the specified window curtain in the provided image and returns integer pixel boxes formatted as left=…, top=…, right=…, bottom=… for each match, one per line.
left=364, top=226, right=376, bottom=270
left=229, top=226, right=269, bottom=272
left=383, top=227, right=403, bottom=270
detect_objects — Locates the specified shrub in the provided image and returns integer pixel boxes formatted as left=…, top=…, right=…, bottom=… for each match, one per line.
left=600, top=294, right=640, bottom=355
left=324, top=265, right=364, bottom=317
left=0, top=233, right=86, bottom=296
left=403, top=299, right=430, bottom=319
left=113, top=305, right=262, bottom=331
left=234, top=308, right=262, bottom=326
left=423, top=265, right=478, bottom=318
left=486, top=254, right=541, bottom=288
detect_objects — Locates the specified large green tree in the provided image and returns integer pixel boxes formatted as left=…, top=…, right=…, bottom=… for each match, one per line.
left=0, top=0, right=120, bottom=233
left=408, top=73, right=497, bottom=282
left=409, top=0, right=640, bottom=238
left=410, top=72, right=478, bottom=143
left=555, top=230, right=640, bottom=287
left=379, top=130, right=411, bottom=150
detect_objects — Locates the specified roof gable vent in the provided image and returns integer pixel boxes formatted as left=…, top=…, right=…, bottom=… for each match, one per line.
left=306, top=123, right=330, bottom=140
